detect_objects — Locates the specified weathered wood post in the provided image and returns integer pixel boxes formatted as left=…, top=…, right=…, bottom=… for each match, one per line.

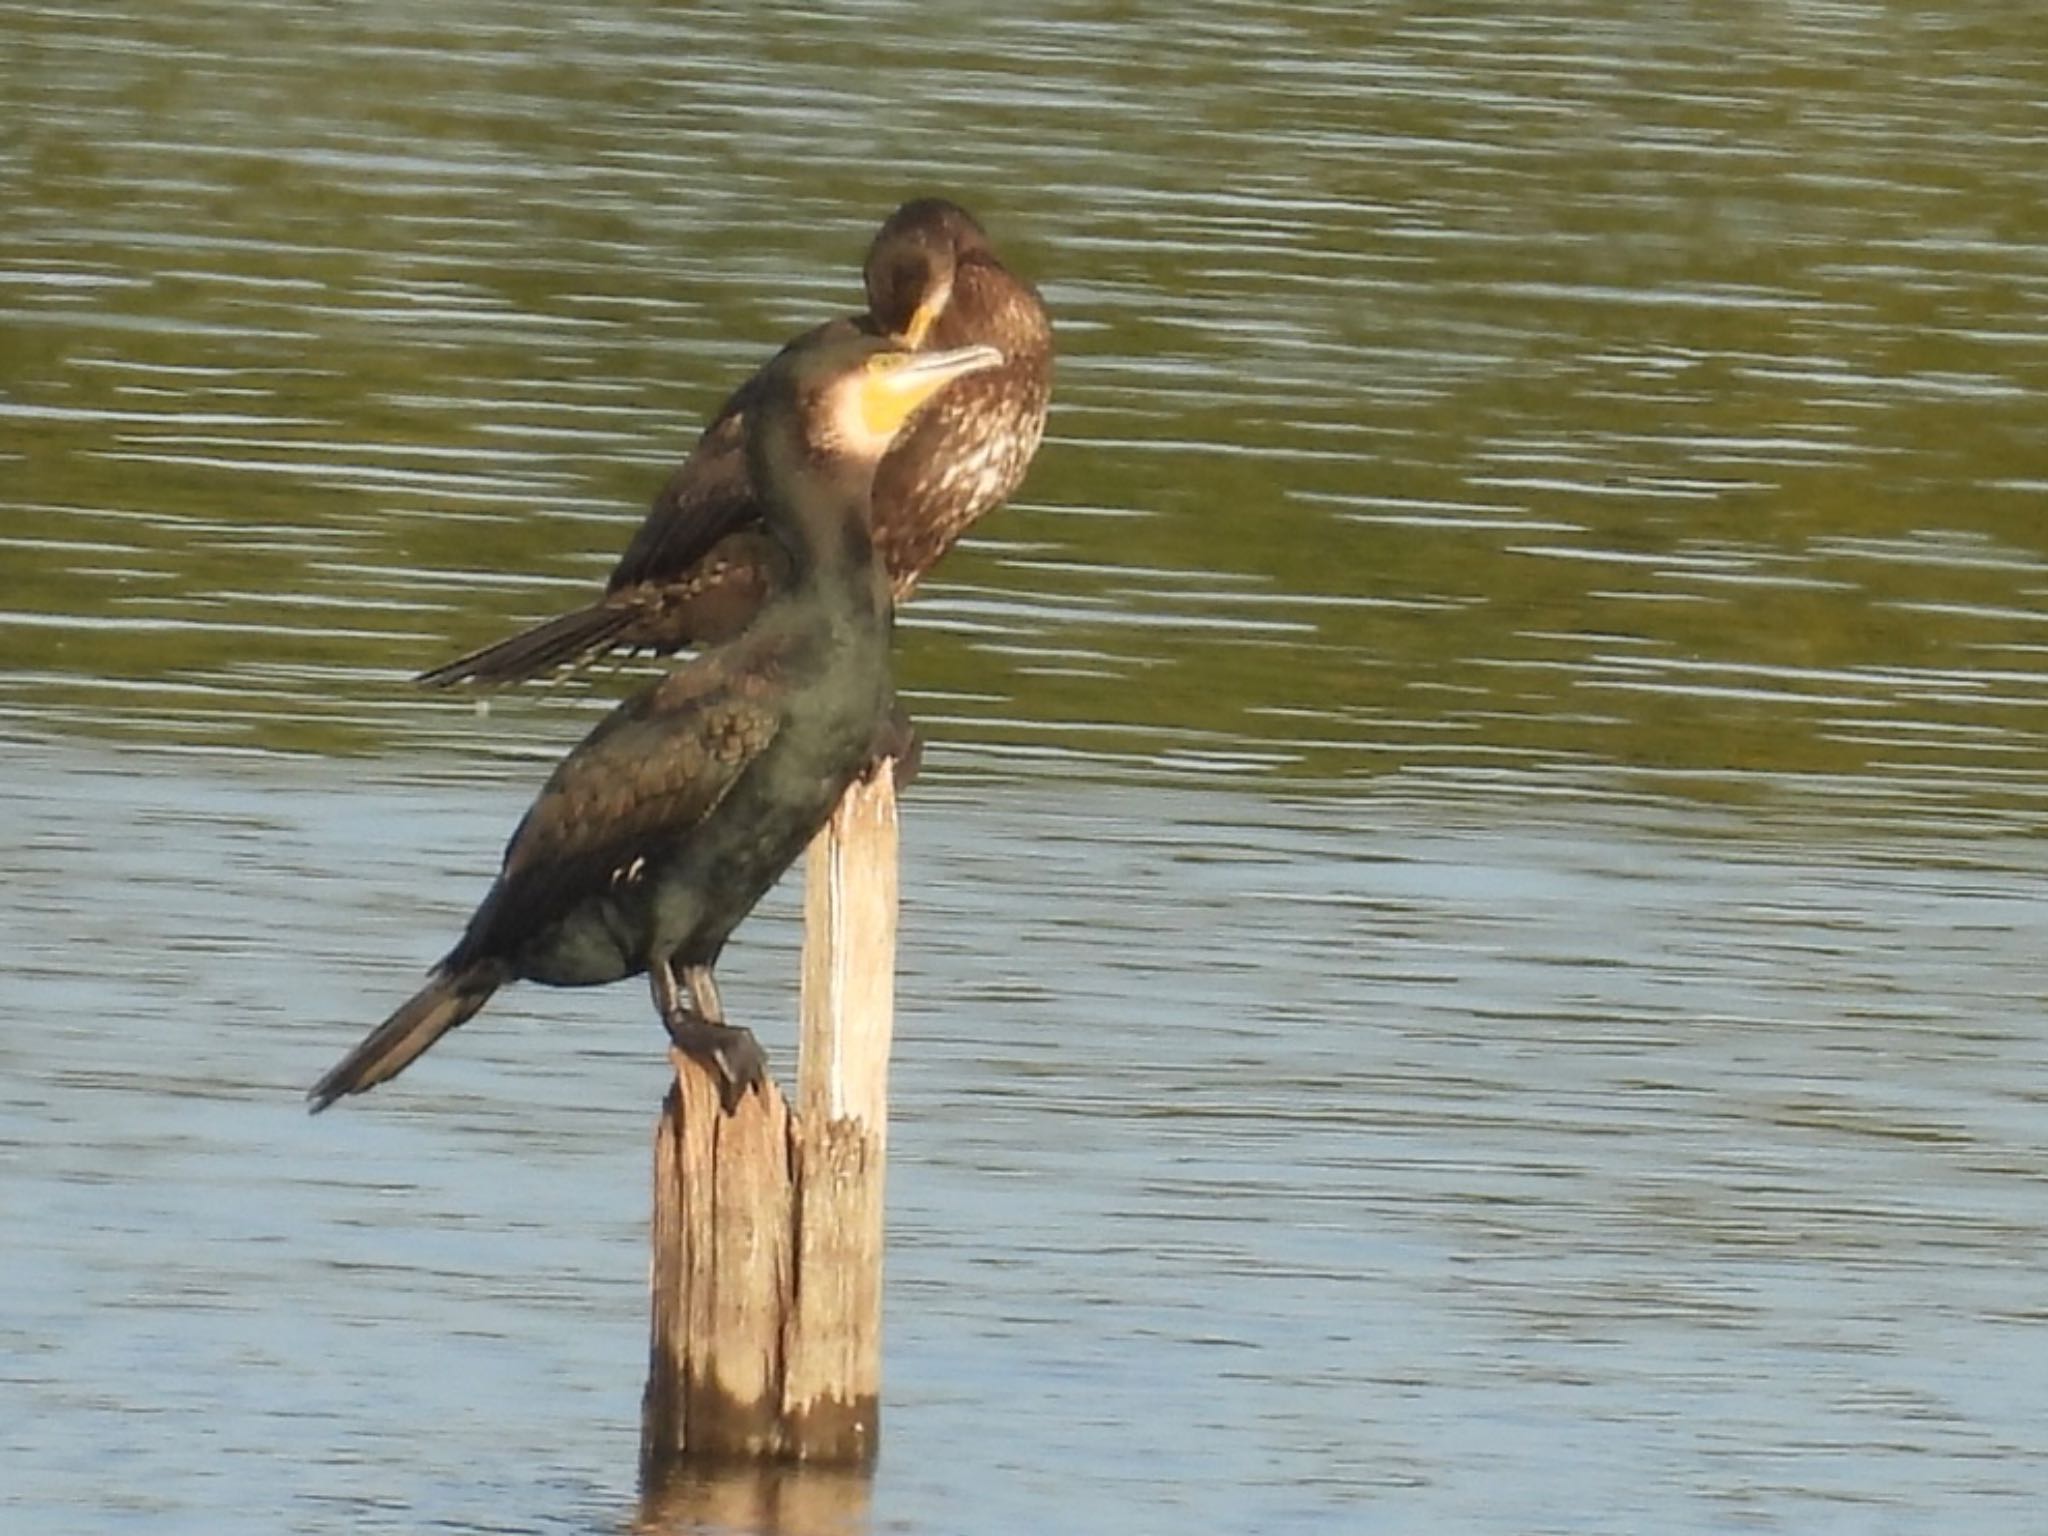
left=641, top=762, right=899, bottom=1478
left=784, top=758, right=898, bottom=1459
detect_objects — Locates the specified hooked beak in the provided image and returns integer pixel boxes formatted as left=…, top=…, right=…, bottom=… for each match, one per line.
left=859, top=342, right=1004, bottom=438
left=896, top=291, right=949, bottom=349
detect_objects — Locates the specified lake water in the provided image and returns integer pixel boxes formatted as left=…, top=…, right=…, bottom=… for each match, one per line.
left=5, top=2, right=2046, bottom=1532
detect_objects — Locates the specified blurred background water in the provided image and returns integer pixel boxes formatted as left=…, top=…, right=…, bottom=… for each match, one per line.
left=4, top=1, right=2046, bottom=1532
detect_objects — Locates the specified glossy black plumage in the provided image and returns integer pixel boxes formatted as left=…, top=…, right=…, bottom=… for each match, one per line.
left=416, top=198, right=1052, bottom=688
left=309, top=334, right=1004, bottom=1113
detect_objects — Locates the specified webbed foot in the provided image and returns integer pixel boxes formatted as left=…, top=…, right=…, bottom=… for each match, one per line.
left=865, top=704, right=923, bottom=791
left=660, top=1011, right=768, bottom=1113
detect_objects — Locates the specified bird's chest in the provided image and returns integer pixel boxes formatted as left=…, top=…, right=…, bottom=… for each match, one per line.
left=647, top=665, right=889, bottom=936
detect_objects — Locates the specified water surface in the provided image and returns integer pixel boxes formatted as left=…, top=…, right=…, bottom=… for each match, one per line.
left=4, top=1, right=2047, bottom=1531
left=7, top=740, right=2046, bottom=1534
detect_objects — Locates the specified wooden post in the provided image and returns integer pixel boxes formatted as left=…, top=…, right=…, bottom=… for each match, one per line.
left=641, top=764, right=899, bottom=1480
left=785, top=760, right=898, bottom=1461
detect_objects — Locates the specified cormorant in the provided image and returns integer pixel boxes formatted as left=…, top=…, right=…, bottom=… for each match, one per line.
left=308, top=333, right=1004, bottom=1113
left=415, top=198, right=1052, bottom=688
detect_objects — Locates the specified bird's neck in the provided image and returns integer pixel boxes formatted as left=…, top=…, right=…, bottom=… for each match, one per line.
left=758, top=459, right=889, bottom=624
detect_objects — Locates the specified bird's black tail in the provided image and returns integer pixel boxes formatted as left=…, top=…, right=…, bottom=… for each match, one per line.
left=414, top=601, right=643, bottom=689
left=307, top=964, right=504, bottom=1112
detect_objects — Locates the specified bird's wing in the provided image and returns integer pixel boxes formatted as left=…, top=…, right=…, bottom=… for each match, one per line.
left=607, top=404, right=756, bottom=592
left=461, top=650, right=788, bottom=952
left=605, top=314, right=877, bottom=593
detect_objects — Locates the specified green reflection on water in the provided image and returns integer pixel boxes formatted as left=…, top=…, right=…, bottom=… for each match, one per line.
left=5, top=1, right=2046, bottom=815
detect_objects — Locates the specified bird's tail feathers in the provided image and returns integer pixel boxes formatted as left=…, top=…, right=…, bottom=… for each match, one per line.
left=414, top=601, right=643, bottom=689
left=306, top=963, right=504, bottom=1113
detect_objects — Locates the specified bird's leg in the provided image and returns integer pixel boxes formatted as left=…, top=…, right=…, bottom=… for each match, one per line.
left=650, top=957, right=686, bottom=1022
left=864, top=701, right=923, bottom=792
left=649, top=959, right=766, bottom=1113
left=683, top=964, right=769, bottom=1104
left=684, top=964, right=724, bottom=1023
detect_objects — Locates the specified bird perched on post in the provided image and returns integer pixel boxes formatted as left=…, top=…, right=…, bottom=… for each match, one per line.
left=308, top=334, right=1005, bottom=1114
left=415, top=198, right=1052, bottom=688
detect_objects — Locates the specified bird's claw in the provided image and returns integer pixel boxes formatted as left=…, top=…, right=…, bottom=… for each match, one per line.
left=661, top=1008, right=768, bottom=1115
left=708, top=1028, right=769, bottom=1114
left=864, top=707, right=923, bottom=791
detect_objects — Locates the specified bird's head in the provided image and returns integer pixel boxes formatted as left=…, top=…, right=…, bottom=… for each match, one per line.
left=862, top=197, right=993, bottom=349
left=752, top=332, right=1004, bottom=491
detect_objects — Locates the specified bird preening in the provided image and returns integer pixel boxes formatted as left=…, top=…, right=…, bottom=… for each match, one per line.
left=412, top=199, right=1053, bottom=688
left=308, top=199, right=1050, bottom=1115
